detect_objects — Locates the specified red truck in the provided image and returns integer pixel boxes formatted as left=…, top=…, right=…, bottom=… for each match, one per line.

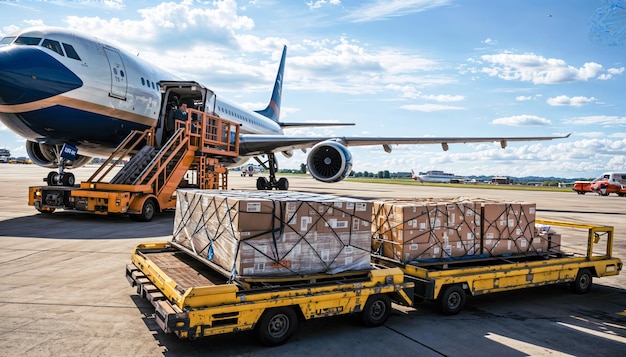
left=573, top=172, right=626, bottom=196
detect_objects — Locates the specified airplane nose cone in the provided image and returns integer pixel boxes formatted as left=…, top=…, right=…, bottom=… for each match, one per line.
left=0, top=47, right=33, bottom=105
left=0, top=46, right=82, bottom=106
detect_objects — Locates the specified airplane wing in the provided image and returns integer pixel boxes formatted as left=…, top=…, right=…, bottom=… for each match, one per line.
left=238, top=133, right=571, bottom=156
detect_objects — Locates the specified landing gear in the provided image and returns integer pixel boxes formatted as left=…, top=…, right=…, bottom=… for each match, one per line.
left=46, top=171, right=75, bottom=186
left=254, top=153, right=289, bottom=190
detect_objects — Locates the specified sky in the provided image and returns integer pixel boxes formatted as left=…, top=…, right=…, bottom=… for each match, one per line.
left=0, top=0, right=624, bottom=179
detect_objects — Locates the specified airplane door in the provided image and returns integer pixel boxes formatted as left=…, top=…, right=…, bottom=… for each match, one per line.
left=104, top=48, right=128, bottom=100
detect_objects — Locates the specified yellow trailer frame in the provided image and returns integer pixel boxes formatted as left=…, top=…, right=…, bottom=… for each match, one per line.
left=126, top=242, right=414, bottom=346
left=374, top=219, right=622, bottom=315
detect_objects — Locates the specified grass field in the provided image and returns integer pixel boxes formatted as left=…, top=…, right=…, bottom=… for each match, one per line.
left=343, top=177, right=574, bottom=192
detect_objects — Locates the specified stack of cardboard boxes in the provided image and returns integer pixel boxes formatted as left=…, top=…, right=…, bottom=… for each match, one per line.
left=173, top=190, right=372, bottom=278
left=372, top=198, right=481, bottom=262
left=372, top=198, right=552, bottom=263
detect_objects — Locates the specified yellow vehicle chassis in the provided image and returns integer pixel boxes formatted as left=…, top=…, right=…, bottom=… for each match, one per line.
left=376, top=220, right=622, bottom=306
left=126, top=242, right=414, bottom=342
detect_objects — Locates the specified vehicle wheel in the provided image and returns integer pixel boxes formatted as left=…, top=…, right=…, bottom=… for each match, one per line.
left=62, top=173, right=75, bottom=186
left=47, top=171, right=58, bottom=186
left=277, top=177, right=289, bottom=191
left=438, top=285, right=466, bottom=315
left=256, top=307, right=298, bottom=346
left=361, top=294, right=392, bottom=327
left=130, top=199, right=157, bottom=222
left=256, top=177, right=270, bottom=190
left=571, top=269, right=593, bottom=294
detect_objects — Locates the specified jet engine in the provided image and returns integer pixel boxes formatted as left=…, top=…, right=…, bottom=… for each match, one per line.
left=307, top=140, right=353, bottom=183
left=26, top=141, right=92, bottom=168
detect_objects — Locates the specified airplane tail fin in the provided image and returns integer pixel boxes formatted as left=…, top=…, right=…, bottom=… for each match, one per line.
left=255, top=45, right=286, bottom=122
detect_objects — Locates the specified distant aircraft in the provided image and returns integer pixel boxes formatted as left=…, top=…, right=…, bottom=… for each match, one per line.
left=240, top=163, right=264, bottom=177
left=0, top=27, right=569, bottom=190
left=411, top=169, right=465, bottom=183
left=410, top=169, right=423, bottom=183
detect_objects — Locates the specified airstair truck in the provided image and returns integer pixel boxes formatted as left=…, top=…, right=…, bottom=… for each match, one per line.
left=29, top=82, right=240, bottom=221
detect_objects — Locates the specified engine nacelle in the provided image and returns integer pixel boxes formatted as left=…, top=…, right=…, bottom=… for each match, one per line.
left=26, top=141, right=91, bottom=169
left=307, top=140, right=353, bottom=183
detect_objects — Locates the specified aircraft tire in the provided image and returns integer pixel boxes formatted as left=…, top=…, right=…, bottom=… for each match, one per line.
left=62, top=173, right=75, bottom=186
left=277, top=178, right=289, bottom=190
left=256, top=177, right=270, bottom=190
left=47, top=171, right=57, bottom=186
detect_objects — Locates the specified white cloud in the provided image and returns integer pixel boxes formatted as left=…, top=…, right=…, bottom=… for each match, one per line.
left=478, top=52, right=610, bottom=84
left=63, top=0, right=254, bottom=50
left=344, top=0, right=453, bottom=22
left=400, top=104, right=465, bottom=112
left=420, top=94, right=465, bottom=102
left=547, top=95, right=596, bottom=107
left=567, top=115, right=626, bottom=126
left=491, top=115, right=552, bottom=126
left=307, top=0, right=341, bottom=10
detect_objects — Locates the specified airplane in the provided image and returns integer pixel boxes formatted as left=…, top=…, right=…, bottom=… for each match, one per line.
left=411, top=169, right=466, bottom=183
left=0, top=27, right=570, bottom=190
left=240, top=163, right=264, bottom=177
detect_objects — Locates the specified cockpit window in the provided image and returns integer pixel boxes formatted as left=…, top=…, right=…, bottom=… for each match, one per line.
left=14, top=36, right=42, bottom=45
left=0, top=36, right=16, bottom=45
left=41, top=39, right=64, bottom=56
left=62, top=43, right=81, bottom=61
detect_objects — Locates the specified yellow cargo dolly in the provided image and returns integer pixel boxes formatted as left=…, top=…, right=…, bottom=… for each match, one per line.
left=126, top=242, right=414, bottom=346
left=29, top=109, right=239, bottom=221
left=373, top=219, right=622, bottom=315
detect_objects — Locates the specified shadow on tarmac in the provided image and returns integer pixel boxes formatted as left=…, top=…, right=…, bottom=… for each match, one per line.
left=0, top=210, right=175, bottom=239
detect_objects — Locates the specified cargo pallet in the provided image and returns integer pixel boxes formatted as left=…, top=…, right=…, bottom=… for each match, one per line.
left=126, top=242, right=414, bottom=346
left=29, top=108, right=239, bottom=221
left=373, top=219, right=623, bottom=315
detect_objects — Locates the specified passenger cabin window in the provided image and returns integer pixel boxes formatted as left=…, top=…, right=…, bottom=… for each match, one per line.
left=41, top=39, right=64, bottom=56
left=62, top=43, right=81, bottom=61
left=14, top=36, right=42, bottom=45
left=0, top=36, right=15, bottom=45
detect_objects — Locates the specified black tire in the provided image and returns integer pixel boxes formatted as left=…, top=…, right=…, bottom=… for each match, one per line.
left=46, top=171, right=57, bottom=186
left=439, top=285, right=466, bottom=315
left=361, top=294, right=392, bottom=327
left=62, top=173, right=75, bottom=186
left=277, top=177, right=289, bottom=191
left=130, top=198, right=157, bottom=222
left=572, top=269, right=593, bottom=294
left=256, top=177, right=269, bottom=190
left=256, top=307, right=298, bottom=347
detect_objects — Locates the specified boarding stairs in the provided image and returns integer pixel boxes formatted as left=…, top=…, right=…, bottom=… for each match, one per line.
left=80, top=110, right=240, bottom=209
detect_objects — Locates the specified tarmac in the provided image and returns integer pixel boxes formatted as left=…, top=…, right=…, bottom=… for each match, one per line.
left=1, top=164, right=625, bottom=356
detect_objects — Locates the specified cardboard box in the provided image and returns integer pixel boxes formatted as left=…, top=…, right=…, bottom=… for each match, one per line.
left=372, top=198, right=483, bottom=262
left=372, top=198, right=538, bottom=261
left=173, top=190, right=372, bottom=277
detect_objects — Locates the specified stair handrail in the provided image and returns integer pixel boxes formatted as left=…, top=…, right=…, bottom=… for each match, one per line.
left=132, top=127, right=187, bottom=187
left=87, top=128, right=155, bottom=183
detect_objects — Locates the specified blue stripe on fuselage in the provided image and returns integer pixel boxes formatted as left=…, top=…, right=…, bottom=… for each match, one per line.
left=0, top=46, right=83, bottom=105
left=13, top=105, right=149, bottom=152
